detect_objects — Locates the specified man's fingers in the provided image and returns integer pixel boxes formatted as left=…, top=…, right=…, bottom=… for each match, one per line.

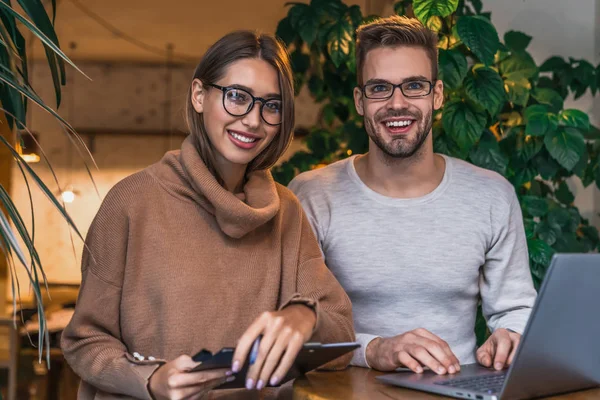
left=406, top=345, right=447, bottom=375
left=492, top=335, right=512, bottom=370
left=413, top=338, right=456, bottom=374
left=507, top=335, right=521, bottom=365
left=397, top=351, right=424, bottom=373
left=413, top=329, right=460, bottom=371
left=476, top=343, right=494, bottom=368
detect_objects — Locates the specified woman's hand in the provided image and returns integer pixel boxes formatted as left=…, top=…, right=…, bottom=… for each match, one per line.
left=232, top=304, right=317, bottom=390
left=148, top=355, right=233, bottom=400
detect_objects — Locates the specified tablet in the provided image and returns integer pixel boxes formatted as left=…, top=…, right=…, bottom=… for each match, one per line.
left=189, top=342, right=359, bottom=389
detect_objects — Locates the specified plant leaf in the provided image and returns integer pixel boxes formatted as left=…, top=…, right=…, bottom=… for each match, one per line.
left=0, top=135, right=84, bottom=242
left=555, top=180, right=575, bottom=204
left=275, top=17, right=296, bottom=45
left=544, top=127, right=586, bottom=171
left=456, top=15, right=500, bottom=66
left=0, top=2, right=88, bottom=79
left=500, top=50, right=538, bottom=80
left=527, top=238, right=555, bottom=266
left=464, top=66, right=505, bottom=115
left=559, top=109, right=590, bottom=130
left=539, top=56, right=567, bottom=72
left=504, top=30, right=532, bottom=51
left=522, top=195, right=549, bottom=217
left=469, top=130, right=508, bottom=175
left=524, top=105, right=558, bottom=137
left=531, top=87, right=564, bottom=113
left=289, top=4, right=319, bottom=46
left=327, top=18, right=353, bottom=68
left=439, top=49, right=468, bottom=89
left=504, top=75, right=531, bottom=106
left=442, top=100, right=487, bottom=151
left=412, top=0, right=459, bottom=26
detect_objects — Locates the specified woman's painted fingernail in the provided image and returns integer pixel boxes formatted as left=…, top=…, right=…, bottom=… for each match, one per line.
left=226, top=370, right=233, bottom=376
left=232, top=361, right=240, bottom=373
left=246, top=378, right=254, bottom=390
left=257, top=380, right=265, bottom=390
left=270, top=376, right=279, bottom=386
left=226, top=376, right=235, bottom=383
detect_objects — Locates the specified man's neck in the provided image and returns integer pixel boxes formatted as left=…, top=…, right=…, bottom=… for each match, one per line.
left=354, top=140, right=446, bottom=199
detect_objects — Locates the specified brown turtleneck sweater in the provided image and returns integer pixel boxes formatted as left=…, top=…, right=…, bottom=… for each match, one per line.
left=61, top=135, right=355, bottom=400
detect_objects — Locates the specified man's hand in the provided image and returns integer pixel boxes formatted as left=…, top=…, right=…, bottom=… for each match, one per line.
left=365, top=328, right=460, bottom=374
left=476, top=328, right=521, bottom=370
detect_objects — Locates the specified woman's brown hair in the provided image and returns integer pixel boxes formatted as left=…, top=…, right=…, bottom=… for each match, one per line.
left=186, top=30, right=295, bottom=184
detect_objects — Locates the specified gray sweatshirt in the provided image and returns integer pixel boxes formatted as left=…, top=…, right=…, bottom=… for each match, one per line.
left=288, top=154, right=537, bottom=367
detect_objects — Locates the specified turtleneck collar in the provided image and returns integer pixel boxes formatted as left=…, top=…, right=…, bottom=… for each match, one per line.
left=148, top=135, right=280, bottom=238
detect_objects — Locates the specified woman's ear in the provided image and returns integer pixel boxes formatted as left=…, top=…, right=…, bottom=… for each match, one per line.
left=191, top=79, right=205, bottom=113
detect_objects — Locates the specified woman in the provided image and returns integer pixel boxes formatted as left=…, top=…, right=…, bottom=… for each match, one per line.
left=61, top=30, right=354, bottom=400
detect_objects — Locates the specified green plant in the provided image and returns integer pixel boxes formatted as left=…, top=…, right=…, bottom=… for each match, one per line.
left=0, top=1, right=86, bottom=365
left=273, top=0, right=600, bottom=342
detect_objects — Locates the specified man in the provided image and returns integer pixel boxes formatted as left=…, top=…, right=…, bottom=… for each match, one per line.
left=288, top=16, right=537, bottom=375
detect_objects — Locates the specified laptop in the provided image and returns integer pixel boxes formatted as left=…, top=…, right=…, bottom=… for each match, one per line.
left=377, top=253, right=600, bottom=400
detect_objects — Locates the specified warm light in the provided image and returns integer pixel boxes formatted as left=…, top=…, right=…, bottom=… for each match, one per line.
left=346, top=150, right=353, bottom=156
left=61, top=190, right=75, bottom=203
left=16, top=131, right=41, bottom=163
left=21, top=153, right=41, bottom=163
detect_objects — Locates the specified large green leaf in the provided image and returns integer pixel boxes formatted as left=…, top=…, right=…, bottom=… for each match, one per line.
left=522, top=195, right=549, bottom=217
left=456, top=15, right=500, bottom=66
left=555, top=180, right=575, bottom=204
left=559, top=109, right=590, bottom=130
left=544, top=127, right=586, bottom=171
left=524, top=105, right=558, bottom=137
left=312, top=0, right=348, bottom=19
left=504, top=30, right=532, bottom=51
left=288, top=4, right=319, bottom=46
left=442, top=100, right=487, bottom=151
left=535, top=220, right=561, bottom=246
left=500, top=50, right=538, bottom=80
left=438, top=49, right=468, bottom=89
left=275, top=17, right=296, bottom=45
left=327, top=18, right=353, bottom=68
left=413, top=0, right=459, bottom=26
left=516, top=134, right=543, bottom=162
left=504, top=75, right=531, bottom=106
left=469, top=130, right=508, bottom=175
left=464, top=66, right=505, bottom=115
left=527, top=238, right=555, bottom=266
left=539, top=56, right=567, bottom=72
left=532, top=88, right=564, bottom=113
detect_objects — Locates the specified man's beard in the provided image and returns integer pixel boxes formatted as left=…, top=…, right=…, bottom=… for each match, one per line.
left=364, top=106, right=433, bottom=159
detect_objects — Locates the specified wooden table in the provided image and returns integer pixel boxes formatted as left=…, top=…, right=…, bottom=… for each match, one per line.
left=293, top=367, right=600, bottom=399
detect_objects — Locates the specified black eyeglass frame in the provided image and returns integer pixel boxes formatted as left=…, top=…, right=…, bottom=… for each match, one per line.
left=360, top=80, right=436, bottom=99
left=208, top=83, right=283, bottom=126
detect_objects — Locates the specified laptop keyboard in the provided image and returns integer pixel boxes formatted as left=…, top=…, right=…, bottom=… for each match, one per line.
left=435, top=372, right=507, bottom=394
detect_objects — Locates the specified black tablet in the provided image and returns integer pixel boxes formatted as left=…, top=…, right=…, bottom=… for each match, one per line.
left=189, top=342, right=359, bottom=389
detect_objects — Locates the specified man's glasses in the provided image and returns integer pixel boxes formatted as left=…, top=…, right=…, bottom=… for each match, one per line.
left=208, top=83, right=282, bottom=126
left=361, top=80, right=434, bottom=99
